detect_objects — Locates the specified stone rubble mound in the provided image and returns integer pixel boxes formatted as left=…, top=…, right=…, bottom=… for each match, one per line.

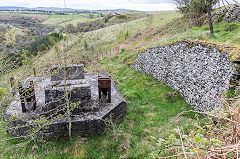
left=131, top=40, right=239, bottom=112
left=214, top=4, right=240, bottom=22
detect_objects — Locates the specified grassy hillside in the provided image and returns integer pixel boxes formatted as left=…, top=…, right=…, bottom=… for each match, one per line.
left=0, top=8, right=239, bottom=158
left=42, top=13, right=100, bottom=26
left=32, top=11, right=182, bottom=75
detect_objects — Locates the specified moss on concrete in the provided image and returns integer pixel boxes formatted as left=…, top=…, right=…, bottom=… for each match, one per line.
left=164, top=39, right=240, bottom=62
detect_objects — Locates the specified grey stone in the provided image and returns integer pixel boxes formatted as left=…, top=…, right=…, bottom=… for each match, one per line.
left=214, top=5, right=240, bottom=22
left=50, top=64, right=84, bottom=81
left=131, top=41, right=237, bottom=112
left=5, top=70, right=126, bottom=137
left=44, top=84, right=91, bottom=113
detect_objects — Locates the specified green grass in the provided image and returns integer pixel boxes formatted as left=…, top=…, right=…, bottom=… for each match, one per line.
left=0, top=11, right=100, bottom=26
left=184, top=22, right=240, bottom=44
left=0, top=11, right=49, bottom=18
left=144, top=21, right=240, bottom=48
left=42, top=13, right=100, bottom=26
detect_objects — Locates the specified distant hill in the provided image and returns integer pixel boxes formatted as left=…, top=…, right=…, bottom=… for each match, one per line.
left=94, top=9, right=138, bottom=12
left=34, top=7, right=89, bottom=11
left=0, top=6, right=89, bottom=11
left=0, top=6, right=137, bottom=12
left=0, top=6, right=28, bottom=10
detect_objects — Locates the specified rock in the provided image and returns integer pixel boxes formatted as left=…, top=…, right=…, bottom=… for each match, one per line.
left=131, top=40, right=237, bottom=112
left=50, top=64, right=84, bottom=81
left=214, top=5, right=240, bottom=22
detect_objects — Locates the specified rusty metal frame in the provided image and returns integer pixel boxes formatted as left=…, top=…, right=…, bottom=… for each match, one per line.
left=30, top=80, right=37, bottom=111
left=18, top=80, right=37, bottom=113
left=18, top=82, right=28, bottom=113
left=98, top=76, right=111, bottom=103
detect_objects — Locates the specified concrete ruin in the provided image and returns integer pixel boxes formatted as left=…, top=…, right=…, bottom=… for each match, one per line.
left=5, top=64, right=126, bottom=137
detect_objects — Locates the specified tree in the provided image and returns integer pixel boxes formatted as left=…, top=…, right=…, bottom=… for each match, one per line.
left=174, top=0, right=222, bottom=35
left=66, top=24, right=76, bottom=33
left=206, top=0, right=214, bottom=34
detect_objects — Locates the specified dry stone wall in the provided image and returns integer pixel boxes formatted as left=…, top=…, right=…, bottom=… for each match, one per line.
left=214, top=4, right=240, bottom=22
left=131, top=40, right=239, bottom=112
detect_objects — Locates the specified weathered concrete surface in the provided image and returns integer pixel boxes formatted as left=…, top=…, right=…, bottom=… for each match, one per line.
left=51, top=64, right=84, bottom=81
left=131, top=40, right=239, bottom=112
left=5, top=73, right=126, bottom=137
left=45, top=79, right=91, bottom=113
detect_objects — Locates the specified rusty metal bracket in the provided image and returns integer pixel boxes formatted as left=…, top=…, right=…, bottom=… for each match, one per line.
left=30, top=80, right=37, bottom=111
left=18, top=82, right=28, bottom=113
left=98, top=76, right=111, bottom=103
left=18, top=80, right=37, bottom=113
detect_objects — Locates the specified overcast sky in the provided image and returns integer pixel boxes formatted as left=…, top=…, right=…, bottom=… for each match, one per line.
left=0, top=0, right=177, bottom=11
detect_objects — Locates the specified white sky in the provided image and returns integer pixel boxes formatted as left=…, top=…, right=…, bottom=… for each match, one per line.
left=0, top=0, right=177, bottom=11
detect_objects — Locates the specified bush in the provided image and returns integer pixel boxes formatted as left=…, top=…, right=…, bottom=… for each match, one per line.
left=84, top=40, right=88, bottom=50
left=118, top=30, right=125, bottom=43
left=116, top=15, right=127, bottom=19
left=224, top=23, right=239, bottom=32
left=66, top=24, right=76, bottom=33
left=125, top=30, right=129, bottom=39
left=74, top=14, right=114, bottom=33
left=26, top=32, right=63, bottom=56
left=120, top=49, right=126, bottom=53
left=217, top=14, right=225, bottom=22
left=104, top=14, right=113, bottom=23
left=150, top=96, right=240, bottom=158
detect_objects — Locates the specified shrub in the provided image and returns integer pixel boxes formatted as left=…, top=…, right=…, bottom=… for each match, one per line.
left=118, top=30, right=125, bottom=43
left=66, top=24, right=76, bottom=33
left=74, top=14, right=114, bottom=33
left=120, top=48, right=126, bottom=53
left=0, top=87, right=6, bottom=99
left=150, top=96, right=240, bottom=158
left=26, top=32, right=63, bottom=56
left=104, top=14, right=113, bottom=23
left=224, top=23, right=238, bottom=32
left=84, top=40, right=88, bottom=50
left=116, top=15, right=127, bottom=19
left=125, top=30, right=129, bottom=39
left=217, top=14, right=225, bottom=22
left=98, top=23, right=105, bottom=29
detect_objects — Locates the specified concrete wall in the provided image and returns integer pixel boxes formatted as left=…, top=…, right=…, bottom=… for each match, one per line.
left=131, top=40, right=239, bottom=112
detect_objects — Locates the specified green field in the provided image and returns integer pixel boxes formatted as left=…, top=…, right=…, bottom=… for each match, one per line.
left=0, top=11, right=101, bottom=26
left=0, top=11, right=49, bottom=18
left=42, top=13, right=101, bottom=26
